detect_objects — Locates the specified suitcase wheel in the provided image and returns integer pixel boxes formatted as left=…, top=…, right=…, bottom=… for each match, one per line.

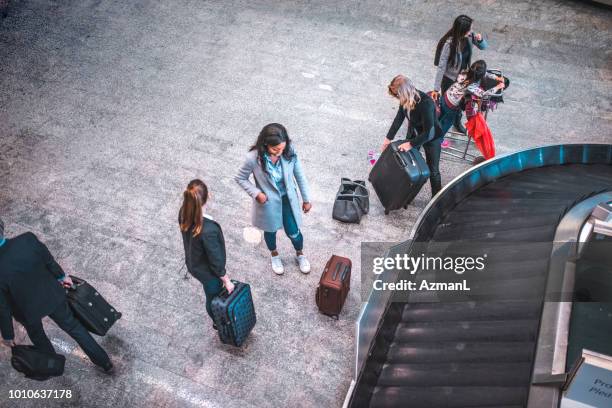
left=403, top=205, right=408, bottom=209
left=384, top=209, right=389, bottom=215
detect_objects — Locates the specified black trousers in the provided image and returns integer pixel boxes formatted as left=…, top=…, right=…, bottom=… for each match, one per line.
left=418, top=140, right=442, bottom=196
left=412, top=127, right=442, bottom=197
left=22, top=301, right=111, bottom=368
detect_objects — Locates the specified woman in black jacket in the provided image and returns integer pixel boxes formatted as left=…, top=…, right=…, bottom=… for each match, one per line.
left=179, top=179, right=234, bottom=327
left=382, top=75, right=443, bottom=197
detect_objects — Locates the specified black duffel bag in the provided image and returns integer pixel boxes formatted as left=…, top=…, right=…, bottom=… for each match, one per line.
left=332, top=178, right=369, bottom=223
left=66, top=275, right=122, bottom=336
left=11, top=345, right=65, bottom=381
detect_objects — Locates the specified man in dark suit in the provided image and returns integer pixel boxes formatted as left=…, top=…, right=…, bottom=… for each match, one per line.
left=0, top=218, right=113, bottom=373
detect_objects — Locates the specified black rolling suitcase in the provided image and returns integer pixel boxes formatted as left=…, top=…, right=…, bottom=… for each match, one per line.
left=211, top=280, right=256, bottom=347
left=369, top=140, right=430, bottom=214
left=11, top=345, right=65, bottom=381
left=66, top=275, right=122, bottom=336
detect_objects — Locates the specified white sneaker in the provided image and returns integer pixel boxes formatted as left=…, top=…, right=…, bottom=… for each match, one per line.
left=271, top=255, right=284, bottom=275
left=296, top=255, right=311, bottom=274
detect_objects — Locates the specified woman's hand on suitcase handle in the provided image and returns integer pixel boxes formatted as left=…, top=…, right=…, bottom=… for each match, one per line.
left=430, top=90, right=440, bottom=101
left=303, top=202, right=312, bottom=213
left=398, top=142, right=412, bottom=152
left=255, top=192, right=268, bottom=204
left=221, top=276, right=235, bottom=294
left=59, top=275, right=74, bottom=288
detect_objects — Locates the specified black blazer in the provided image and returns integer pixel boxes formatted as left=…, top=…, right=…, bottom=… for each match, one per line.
left=180, top=217, right=227, bottom=283
left=0, top=232, right=66, bottom=340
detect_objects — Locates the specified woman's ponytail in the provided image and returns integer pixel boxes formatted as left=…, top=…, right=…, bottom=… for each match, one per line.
left=179, top=179, right=209, bottom=237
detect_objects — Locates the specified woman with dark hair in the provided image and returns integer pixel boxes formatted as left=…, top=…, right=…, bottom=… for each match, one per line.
left=438, top=60, right=505, bottom=139
left=432, top=14, right=488, bottom=134
left=179, top=179, right=234, bottom=328
left=235, top=123, right=312, bottom=275
left=383, top=75, right=443, bottom=197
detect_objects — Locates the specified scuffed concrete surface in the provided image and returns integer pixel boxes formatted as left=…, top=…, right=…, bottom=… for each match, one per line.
left=0, top=0, right=610, bottom=407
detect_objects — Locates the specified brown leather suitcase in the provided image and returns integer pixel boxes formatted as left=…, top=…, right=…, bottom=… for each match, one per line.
left=316, top=255, right=351, bottom=319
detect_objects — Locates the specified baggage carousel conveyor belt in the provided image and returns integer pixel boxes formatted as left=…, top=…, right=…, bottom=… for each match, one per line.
left=353, top=163, right=612, bottom=408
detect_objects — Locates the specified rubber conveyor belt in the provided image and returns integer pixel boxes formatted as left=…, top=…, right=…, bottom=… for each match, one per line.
left=358, top=164, right=612, bottom=408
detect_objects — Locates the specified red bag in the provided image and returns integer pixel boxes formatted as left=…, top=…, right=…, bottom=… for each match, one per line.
left=466, top=113, right=495, bottom=160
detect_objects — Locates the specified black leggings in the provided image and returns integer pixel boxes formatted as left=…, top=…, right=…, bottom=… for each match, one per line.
left=420, top=140, right=442, bottom=196
left=412, top=127, right=442, bottom=197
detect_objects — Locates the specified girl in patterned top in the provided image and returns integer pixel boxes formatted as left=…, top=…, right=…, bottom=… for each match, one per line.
left=438, top=60, right=505, bottom=141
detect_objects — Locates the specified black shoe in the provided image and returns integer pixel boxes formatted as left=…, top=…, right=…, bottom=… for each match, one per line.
left=98, top=362, right=115, bottom=375
left=453, top=120, right=466, bottom=134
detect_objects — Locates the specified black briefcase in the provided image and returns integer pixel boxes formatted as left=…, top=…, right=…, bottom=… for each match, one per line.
left=11, top=345, right=65, bottom=381
left=66, top=275, right=122, bottom=336
left=369, top=140, right=430, bottom=214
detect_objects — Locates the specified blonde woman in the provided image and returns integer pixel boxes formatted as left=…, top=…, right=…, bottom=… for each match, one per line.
left=382, top=75, right=443, bottom=196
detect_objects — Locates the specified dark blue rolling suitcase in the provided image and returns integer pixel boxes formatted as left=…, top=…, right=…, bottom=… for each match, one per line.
left=211, top=280, right=256, bottom=347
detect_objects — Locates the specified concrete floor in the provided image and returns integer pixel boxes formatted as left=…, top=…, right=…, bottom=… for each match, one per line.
left=0, top=0, right=610, bottom=407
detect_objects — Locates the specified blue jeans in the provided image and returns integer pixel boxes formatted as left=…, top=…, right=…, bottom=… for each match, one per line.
left=264, top=195, right=304, bottom=252
left=438, top=97, right=460, bottom=142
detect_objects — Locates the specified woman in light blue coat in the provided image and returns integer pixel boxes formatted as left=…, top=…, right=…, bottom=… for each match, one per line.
left=235, top=123, right=312, bottom=275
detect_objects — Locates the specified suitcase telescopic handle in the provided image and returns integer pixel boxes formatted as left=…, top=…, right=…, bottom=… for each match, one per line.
left=340, top=265, right=350, bottom=281
left=332, top=263, right=341, bottom=280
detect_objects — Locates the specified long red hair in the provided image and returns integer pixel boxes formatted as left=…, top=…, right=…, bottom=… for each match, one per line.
left=179, top=179, right=208, bottom=237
